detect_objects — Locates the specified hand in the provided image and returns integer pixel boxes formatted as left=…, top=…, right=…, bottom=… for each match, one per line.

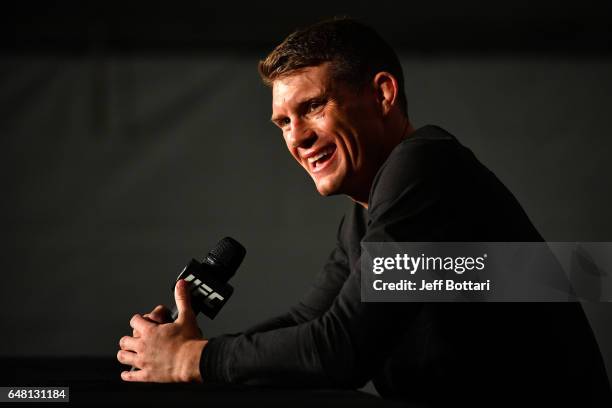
left=117, top=279, right=208, bottom=382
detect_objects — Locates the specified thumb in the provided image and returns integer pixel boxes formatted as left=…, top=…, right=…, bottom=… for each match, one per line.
left=174, top=279, right=195, bottom=322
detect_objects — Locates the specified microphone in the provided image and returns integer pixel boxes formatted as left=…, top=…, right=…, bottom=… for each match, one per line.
left=169, top=236, right=246, bottom=320
left=129, top=237, right=245, bottom=372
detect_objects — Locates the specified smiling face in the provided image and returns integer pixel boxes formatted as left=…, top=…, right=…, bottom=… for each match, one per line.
left=271, top=62, right=390, bottom=204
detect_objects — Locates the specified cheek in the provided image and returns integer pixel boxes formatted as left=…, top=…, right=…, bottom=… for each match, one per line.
left=334, top=126, right=360, bottom=163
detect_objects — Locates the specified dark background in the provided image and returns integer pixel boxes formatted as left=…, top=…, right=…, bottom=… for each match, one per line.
left=1, top=0, right=611, bottom=392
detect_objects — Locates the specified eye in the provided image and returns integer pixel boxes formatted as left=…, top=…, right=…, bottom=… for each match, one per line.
left=307, top=99, right=325, bottom=113
left=274, top=117, right=290, bottom=128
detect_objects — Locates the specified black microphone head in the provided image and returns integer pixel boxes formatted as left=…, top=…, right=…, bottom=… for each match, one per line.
left=205, top=237, right=246, bottom=281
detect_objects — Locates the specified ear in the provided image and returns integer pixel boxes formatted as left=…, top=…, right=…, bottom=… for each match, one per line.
left=372, top=72, right=399, bottom=116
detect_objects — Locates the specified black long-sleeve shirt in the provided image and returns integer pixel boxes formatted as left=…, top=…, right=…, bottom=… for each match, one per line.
left=200, top=125, right=610, bottom=405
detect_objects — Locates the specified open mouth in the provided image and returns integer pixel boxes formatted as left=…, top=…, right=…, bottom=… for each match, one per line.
left=307, top=145, right=337, bottom=172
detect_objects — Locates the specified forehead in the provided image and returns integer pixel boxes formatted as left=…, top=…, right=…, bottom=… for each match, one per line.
left=271, top=64, right=333, bottom=113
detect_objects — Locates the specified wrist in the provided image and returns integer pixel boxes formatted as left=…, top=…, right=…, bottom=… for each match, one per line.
left=177, top=339, right=207, bottom=383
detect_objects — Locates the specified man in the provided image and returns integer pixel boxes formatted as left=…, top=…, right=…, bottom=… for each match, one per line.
left=118, top=18, right=610, bottom=405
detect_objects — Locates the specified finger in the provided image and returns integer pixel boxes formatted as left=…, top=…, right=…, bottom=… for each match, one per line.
left=148, top=305, right=172, bottom=323
left=129, top=314, right=155, bottom=332
left=174, top=279, right=195, bottom=323
left=133, top=312, right=158, bottom=337
left=142, top=314, right=155, bottom=323
left=119, top=336, right=141, bottom=352
left=121, top=369, right=149, bottom=382
left=116, top=349, right=137, bottom=367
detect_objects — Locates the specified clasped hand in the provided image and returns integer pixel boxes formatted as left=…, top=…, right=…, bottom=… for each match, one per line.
left=117, top=279, right=207, bottom=382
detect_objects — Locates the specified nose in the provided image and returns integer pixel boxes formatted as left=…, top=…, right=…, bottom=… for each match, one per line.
left=287, top=118, right=316, bottom=150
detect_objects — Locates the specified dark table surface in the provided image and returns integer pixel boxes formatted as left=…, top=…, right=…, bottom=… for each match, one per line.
left=0, top=357, right=415, bottom=407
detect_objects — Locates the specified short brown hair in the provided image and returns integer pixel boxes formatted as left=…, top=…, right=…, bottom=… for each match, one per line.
left=258, top=18, right=408, bottom=116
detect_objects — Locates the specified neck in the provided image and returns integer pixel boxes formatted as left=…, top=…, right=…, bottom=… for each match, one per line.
left=399, top=116, right=415, bottom=142
left=351, top=116, right=415, bottom=210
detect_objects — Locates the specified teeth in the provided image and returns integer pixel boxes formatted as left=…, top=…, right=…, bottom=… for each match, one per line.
left=308, top=152, right=327, bottom=163
left=307, top=146, right=334, bottom=163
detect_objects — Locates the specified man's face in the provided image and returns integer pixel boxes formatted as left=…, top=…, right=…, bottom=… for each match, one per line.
left=270, top=63, right=386, bottom=202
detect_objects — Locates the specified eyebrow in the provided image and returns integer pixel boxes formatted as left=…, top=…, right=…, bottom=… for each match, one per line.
left=270, top=91, right=329, bottom=125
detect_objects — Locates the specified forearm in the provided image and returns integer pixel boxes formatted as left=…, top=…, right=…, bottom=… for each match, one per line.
left=199, top=280, right=420, bottom=388
left=201, top=324, right=332, bottom=387
left=242, top=312, right=299, bottom=335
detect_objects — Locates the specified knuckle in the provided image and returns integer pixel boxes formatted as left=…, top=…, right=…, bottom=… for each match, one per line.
left=124, top=336, right=132, bottom=347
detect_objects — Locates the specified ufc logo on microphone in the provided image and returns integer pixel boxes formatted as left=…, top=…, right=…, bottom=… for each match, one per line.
left=183, top=274, right=225, bottom=303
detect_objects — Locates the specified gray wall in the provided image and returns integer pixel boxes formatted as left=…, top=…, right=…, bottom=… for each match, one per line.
left=1, top=55, right=611, bottom=384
